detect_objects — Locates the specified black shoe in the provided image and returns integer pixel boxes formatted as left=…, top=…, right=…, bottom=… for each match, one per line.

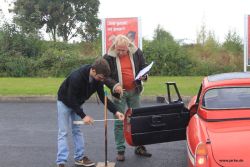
left=116, top=151, right=125, bottom=161
left=135, top=146, right=152, bottom=157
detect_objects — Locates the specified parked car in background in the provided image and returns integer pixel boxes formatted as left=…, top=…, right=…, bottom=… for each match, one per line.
left=124, top=72, right=250, bottom=167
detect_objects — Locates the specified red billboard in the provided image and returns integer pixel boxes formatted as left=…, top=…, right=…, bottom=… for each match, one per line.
left=102, top=17, right=141, bottom=54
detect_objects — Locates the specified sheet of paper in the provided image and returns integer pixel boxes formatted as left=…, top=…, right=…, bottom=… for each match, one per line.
left=135, top=61, right=154, bottom=80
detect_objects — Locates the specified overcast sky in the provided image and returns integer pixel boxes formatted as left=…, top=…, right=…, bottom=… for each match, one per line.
left=98, top=0, right=250, bottom=43
left=1, top=0, right=250, bottom=43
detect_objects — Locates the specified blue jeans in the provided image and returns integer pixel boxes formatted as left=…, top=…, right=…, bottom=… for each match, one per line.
left=56, top=100, right=84, bottom=164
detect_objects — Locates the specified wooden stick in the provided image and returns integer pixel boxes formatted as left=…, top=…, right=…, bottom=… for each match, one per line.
left=104, top=93, right=108, bottom=166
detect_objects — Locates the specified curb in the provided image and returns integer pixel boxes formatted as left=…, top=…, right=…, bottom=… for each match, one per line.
left=0, top=95, right=56, bottom=103
left=0, top=95, right=191, bottom=104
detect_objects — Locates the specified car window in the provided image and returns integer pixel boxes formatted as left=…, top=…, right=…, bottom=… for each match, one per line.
left=202, top=87, right=250, bottom=109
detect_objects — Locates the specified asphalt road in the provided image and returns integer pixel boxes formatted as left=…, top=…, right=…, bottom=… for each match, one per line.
left=0, top=102, right=187, bottom=167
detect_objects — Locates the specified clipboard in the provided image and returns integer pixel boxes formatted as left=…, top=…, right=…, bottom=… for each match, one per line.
left=135, top=61, right=154, bottom=80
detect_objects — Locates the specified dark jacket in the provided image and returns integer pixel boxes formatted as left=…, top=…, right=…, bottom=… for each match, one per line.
left=58, top=65, right=118, bottom=119
left=103, top=43, right=147, bottom=98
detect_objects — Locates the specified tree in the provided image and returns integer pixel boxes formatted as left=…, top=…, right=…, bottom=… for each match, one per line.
left=196, top=22, right=219, bottom=49
left=223, top=30, right=243, bottom=54
left=204, top=30, right=220, bottom=51
left=13, top=0, right=100, bottom=42
left=143, top=25, right=193, bottom=75
left=196, top=22, right=207, bottom=45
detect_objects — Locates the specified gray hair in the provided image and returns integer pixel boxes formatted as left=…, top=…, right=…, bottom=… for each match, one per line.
left=114, top=34, right=130, bottom=47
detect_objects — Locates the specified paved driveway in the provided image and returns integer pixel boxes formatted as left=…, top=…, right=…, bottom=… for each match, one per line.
left=0, top=102, right=187, bottom=167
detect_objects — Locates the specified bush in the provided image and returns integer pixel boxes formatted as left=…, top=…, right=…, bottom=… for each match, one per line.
left=0, top=23, right=244, bottom=77
left=0, top=54, right=36, bottom=77
left=0, top=23, right=42, bottom=58
left=35, top=49, right=95, bottom=77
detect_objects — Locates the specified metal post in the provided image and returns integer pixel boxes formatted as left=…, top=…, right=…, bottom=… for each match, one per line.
left=244, top=15, right=248, bottom=72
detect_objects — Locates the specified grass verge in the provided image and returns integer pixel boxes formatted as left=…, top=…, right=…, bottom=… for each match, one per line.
left=0, top=76, right=203, bottom=96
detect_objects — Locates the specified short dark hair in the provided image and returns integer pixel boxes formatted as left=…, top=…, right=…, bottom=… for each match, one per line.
left=92, top=58, right=110, bottom=77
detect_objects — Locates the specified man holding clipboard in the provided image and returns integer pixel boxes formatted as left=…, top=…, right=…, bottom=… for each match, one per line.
left=104, top=35, right=152, bottom=162
left=135, top=61, right=154, bottom=80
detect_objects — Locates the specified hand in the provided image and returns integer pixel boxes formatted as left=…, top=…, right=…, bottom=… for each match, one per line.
left=114, top=85, right=124, bottom=96
left=83, top=115, right=94, bottom=125
left=115, top=111, right=125, bottom=121
left=139, top=74, right=148, bottom=81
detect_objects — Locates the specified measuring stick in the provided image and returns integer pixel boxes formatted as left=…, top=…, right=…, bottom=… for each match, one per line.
left=73, top=119, right=118, bottom=125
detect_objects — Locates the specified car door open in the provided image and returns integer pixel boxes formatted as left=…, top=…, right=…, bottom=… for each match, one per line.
left=124, top=82, right=190, bottom=146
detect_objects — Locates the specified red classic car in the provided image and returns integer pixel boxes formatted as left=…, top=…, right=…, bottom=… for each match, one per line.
left=124, top=72, right=250, bottom=167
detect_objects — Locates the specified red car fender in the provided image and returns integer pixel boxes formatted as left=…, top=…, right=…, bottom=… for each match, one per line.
left=124, top=108, right=134, bottom=146
left=187, top=114, right=207, bottom=165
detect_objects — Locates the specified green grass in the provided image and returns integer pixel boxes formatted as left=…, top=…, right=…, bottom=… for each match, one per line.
left=0, top=77, right=64, bottom=96
left=144, top=76, right=203, bottom=96
left=0, top=76, right=203, bottom=96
